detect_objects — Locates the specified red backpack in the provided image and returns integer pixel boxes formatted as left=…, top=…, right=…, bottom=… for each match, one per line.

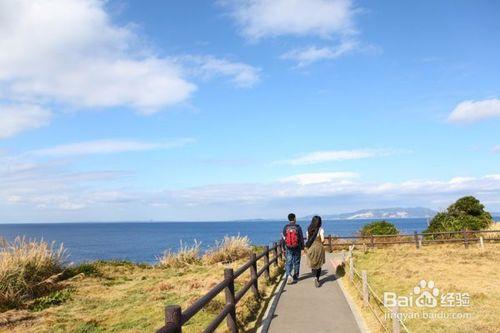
left=285, top=225, right=299, bottom=248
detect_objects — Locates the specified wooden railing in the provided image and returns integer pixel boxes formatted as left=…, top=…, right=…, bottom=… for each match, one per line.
left=345, top=253, right=410, bottom=333
left=157, top=242, right=284, bottom=333
left=335, top=228, right=500, bottom=333
left=322, top=229, right=500, bottom=251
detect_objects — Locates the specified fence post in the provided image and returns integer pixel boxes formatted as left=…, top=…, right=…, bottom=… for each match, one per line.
left=263, top=245, right=270, bottom=280
left=391, top=305, right=400, bottom=333
left=328, top=236, right=333, bottom=252
left=370, top=235, right=375, bottom=248
left=163, top=305, right=182, bottom=333
left=462, top=229, right=469, bottom=248
left=362, top=270, right=369, bottom=307
left=349, top=257, right=354, bottom=282
left=275, top=242, right=281, bottom=264
left=224, top=268, right=238, bottom=333
left=273, top=242, right=279, bottom=266
left=479, top=236, right=484, bottom=251
left=363, top=242, right=368, bottom=254
left=250, top=253, right=260, bottom=298
left=414, top=231, right=419, bottom=249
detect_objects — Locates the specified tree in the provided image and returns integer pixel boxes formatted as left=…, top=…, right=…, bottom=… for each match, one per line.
left=360, top=220, right=399, bottom=236
left=425, top=196, right=492, bottom=233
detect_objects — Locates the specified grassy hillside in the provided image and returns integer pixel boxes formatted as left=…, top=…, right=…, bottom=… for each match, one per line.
left=0, top=237, right=283, bottom=332
left=343, top=241, right=499, bottom=333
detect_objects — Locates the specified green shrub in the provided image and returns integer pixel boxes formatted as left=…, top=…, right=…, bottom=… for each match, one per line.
left=31, top=289, right=73, bottom=311
left=62, top=262, right=102, bottom=279
left=425, top=196, right=493, bottom=233
left=360, top=220, right=399, bottom=236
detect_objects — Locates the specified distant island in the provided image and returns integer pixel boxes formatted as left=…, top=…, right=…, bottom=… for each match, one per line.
left=301, top=207, right=437, bottom=220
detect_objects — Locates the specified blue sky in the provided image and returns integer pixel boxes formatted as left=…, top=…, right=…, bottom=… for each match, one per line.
left=1, top=0, right=499, bottom=222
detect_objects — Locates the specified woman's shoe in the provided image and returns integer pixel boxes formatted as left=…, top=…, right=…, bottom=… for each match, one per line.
left=314, top=279, right=320, bottom=288
left=287, top=276, right=294, bottom=285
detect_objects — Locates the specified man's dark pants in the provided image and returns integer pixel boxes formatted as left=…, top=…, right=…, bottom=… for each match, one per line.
left=285, top=247, right=301, bottom=280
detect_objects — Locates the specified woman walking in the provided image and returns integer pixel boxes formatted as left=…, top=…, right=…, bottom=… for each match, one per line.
left=305, top=215, right=326, bottom=287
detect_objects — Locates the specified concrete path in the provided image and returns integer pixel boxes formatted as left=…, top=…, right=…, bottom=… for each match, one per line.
left=268, top=252, right=362, bottom=333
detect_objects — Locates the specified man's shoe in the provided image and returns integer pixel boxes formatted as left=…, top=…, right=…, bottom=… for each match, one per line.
left=287, top=276, right=294, bottom=285
left=314, top=279, right=320, bottom=288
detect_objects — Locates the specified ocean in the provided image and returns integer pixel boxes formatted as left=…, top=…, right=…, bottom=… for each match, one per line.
left=0, top=218, right=429, bottom=263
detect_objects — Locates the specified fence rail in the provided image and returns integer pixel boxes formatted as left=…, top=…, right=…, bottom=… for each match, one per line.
left=322, top=229, right=500, bottom=251
left=346, top=253, right=410, bottom=333
left=341, top=228, right=499, bottom=333
left=157, top=242, right=283, bottom=333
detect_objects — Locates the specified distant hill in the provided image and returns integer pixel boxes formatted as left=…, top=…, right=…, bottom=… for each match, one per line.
left=301, top=207, right=437, bottom=220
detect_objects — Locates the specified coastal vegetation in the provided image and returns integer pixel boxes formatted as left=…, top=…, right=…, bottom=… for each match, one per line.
left=359, top=220, right=399, bottom=236
left=343, top=223, right=500, bottom=333
left=425, top=196, right=493, bottom=233
left=0, top=235, right=282, bottom=332
left=203, top=235, right=254, bottom=264
left=0, top=237, right=66, bottom=311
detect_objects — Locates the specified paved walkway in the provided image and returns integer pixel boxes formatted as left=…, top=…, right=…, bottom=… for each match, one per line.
left=268, top=252, right=362, bottom=333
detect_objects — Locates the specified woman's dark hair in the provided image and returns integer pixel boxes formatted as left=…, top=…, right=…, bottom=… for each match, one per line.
left=305, top=215, right=322, bottom=248
left=288, top=213, right=296, bottom=222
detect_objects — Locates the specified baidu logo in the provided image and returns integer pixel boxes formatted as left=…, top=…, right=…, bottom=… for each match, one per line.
left=383, top=279, right=470, bottom=308
left=384, top=279, right=439, bottom=308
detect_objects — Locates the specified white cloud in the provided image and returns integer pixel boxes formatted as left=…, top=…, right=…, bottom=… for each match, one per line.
left=220, top=0, right=357, bottom=40
left=493, top=146, right=500, bottom=154
left=0, top=0, right=196, bottom=113
left=28, top=138, right=194, bottom=157
left=179, top=55, right=260, bottom=87
left=0, top=0, right=261, bottom=137
left=281, top=41, right=357, bottom=66
left=447, top=98, right=500, bottom=123
left=2, top=157, right=500, bottom=218
left=0, top=158, right=128, bottom=211
left=279, top=149, right=394, bottom=165
left=219, top=0, right=367, bottom=67
left=0, top=104, right=52, bottom=138
left=280, top=172, right=358, bottom=185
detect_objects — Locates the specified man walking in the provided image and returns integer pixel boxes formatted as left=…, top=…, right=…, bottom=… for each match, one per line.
left=282, top=213, right=304, bottom=284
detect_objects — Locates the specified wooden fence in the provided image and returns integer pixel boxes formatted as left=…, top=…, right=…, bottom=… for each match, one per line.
left=340, top=228, right=500, bottom=333
left=157, top=242, right=283, bottom=333
left=322, top=229, right=500, bottom=251
left=345, top=250, right=410, bottom=333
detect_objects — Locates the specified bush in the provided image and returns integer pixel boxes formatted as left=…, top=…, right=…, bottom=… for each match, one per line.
left=157, top=240, right=201, bottom=268
left=0, top=237, right=66, bottom=310
left=31, top=289, right=73, bottom=311
left=203, top=235, right=252, bottom=264
left=425, top=196, right=493, bottom=233
left=360, top=221, right=399, bottom=236
left=62, top=262, right=102, bottom=279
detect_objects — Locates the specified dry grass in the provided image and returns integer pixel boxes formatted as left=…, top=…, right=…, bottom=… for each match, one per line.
left=342, top=243, right=500, bottom=333
left=0, top=237, right=66, bottom=311
left=1, top=259, right=283, bottom=333
left=481, top=222, right=500, bottom=239
left=1, top=237, right=284, bottom=333
left=157, top=240, right=202, bottom=268
left=203, top=235, right=253, bottom=265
